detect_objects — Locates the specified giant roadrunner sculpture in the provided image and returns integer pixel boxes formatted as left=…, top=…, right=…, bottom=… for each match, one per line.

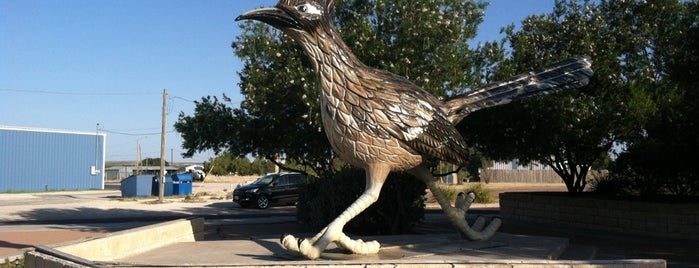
left=237, top=0, right=592, bottom=260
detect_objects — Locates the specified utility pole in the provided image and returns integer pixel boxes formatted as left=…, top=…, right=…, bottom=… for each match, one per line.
left=159, top=89, right=167, bottom=202
left=136, top=140, right=141, bottom=175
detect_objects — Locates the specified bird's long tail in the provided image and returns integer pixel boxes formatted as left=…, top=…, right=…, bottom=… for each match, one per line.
left=444, top=57, right=593, bottom=124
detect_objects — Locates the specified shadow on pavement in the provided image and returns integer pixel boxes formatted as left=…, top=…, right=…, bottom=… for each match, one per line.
left=6, top=202, right=296, bottom=225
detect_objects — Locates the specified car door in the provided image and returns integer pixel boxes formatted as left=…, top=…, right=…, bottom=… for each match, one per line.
left=270, top=175, right=290, bottom=203
left=286, top=174, right=302, bottom=203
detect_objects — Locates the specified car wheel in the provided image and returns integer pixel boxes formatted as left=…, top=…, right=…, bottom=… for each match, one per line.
left=256, top=195, right=270, bottom=209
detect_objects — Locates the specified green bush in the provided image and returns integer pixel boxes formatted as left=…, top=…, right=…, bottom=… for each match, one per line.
left=440, top=183, right=494, bottom=204
left=607, top=140, right=699, bottom=197
left=465, top=183, right=495, bottom=203
left=439, top=185, right=457, bottom=202
left=589, top=174, right=631, bottom=196
left=297, top=167, right=426, bottom=235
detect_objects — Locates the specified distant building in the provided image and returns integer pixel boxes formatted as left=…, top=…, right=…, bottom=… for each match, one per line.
left=105, top=166, right=180, bottom=181
left=0, top=126, right=106, bottom=192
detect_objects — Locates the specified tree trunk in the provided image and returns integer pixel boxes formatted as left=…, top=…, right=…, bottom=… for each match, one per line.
left=548, top=158, right=588, bottom=193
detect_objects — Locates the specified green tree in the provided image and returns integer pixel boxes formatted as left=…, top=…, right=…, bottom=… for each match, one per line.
left=176, top=0, right=499, bottom=176
left=460, top=0, right=656, bottom=193
left=603, top=0, right=699, bottom=196
left=140, top=158, right=169, bottom=167
left=250, top=157, right=276, bottom=175
left=203, top=153, right=280, bottom=176
left=461, top=0, right=698, bottom=194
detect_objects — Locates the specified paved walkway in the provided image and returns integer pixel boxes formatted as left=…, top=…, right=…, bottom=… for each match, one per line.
left=0, top=183, right=295, bottom=258
left=2, top=183, right=698, bottom=267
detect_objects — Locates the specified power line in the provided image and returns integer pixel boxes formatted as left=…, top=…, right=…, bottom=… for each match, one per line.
left=0, top=87, right=161, bottom=96
left=169, top=95, right=195, bottom=102
left=101, top=128, right=176, bottom=136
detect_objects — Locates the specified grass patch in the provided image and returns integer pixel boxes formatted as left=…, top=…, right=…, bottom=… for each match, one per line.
left=114, top=194, right=191, bottom=204
left=193, top=191, right=211, bottom=196
left=183, top=194, right=206, bottom=203
left=439, top=183, right=495, bottom=204
left=114, top=197, right=140, bottom=202
left=143, top=200, right=174, bottom=204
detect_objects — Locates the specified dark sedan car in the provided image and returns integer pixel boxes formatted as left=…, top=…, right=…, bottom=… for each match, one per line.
left=233, top=172, right=306, bottom=209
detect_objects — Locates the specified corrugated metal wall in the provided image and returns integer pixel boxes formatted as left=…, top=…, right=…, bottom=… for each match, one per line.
left=0, top=126, right=106, bottom=192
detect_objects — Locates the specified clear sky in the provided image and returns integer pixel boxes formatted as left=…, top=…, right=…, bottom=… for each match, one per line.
left=0, top=0, right=554, bottom=163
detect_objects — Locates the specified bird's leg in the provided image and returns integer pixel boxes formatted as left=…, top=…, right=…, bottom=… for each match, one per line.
left=281, top=164, right=389, bottom=259
left=453, top=191, right=487, bottom=231
left=411, top=165, right=501, bottom=240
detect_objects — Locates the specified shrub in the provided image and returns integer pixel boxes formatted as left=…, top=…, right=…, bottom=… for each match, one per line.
left=439, top=185, right=457, bottom=202
left=297, top=167, right=426, bottom=235
left=589, top=173, right=631, bottom=196
left=440, top=183, right=494, bottom=204
left=465, top=183, right=495, bottom=203
left=607, top=140, right=699, bottom=197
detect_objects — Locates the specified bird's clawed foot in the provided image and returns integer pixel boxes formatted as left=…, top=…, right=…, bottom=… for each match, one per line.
left=281, top=233, right=322, bottom=260
left=280, top=232, right=381, bottom=260
left=335, top=233, right=380, bottom=254
left=448, top=191, right=501, bottom=241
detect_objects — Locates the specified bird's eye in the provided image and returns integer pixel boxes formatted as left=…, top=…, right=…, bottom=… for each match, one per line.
left=296, top=3, right=322, bottom=16
left=298, top=4, right=308, bottom=12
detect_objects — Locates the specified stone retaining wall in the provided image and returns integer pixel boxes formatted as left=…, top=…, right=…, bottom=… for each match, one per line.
left=500, top=192, right=699, bottom=241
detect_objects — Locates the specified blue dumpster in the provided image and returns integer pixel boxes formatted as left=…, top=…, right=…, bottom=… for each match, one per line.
left=172, top=173, right=193, bottom=195
left=152, top=175, right=174, bottom=196
left=120, top=175, right=154, bottom=197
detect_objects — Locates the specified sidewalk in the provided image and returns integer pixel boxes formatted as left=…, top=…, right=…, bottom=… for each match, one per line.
left=2, top=186, right=698, bottom=267
left=0, top=182, right=295, bottom=223
left=0, top=186, right=295, bottom=258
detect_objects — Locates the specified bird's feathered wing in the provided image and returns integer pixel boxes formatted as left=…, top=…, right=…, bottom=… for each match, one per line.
left=362, top=69, right=470, bottom=166
left=444, top=57, right=593, bottom=124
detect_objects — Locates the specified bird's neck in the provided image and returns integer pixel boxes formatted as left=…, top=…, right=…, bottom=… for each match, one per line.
left=295, top=28, right=371, bottom=100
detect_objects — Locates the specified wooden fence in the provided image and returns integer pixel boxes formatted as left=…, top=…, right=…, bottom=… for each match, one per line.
left=481, top=169, right=561, bottom=183
left=480, top=169, right=607, bottom=184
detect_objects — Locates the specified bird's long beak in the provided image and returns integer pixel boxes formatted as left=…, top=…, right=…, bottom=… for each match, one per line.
left=235, top=7, right=302, bottom=30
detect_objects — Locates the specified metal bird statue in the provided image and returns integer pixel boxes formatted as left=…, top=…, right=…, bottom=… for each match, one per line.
left=237, top=0, right=592, bottom=260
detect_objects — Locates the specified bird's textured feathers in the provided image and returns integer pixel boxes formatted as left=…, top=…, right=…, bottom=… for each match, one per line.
left=365, top=71, right=470, bottom=166
left=239, top=0, right=591, bottom=170
left=444, top=58, right=593, bottom=124
left=317, top=51, right=471, bottom=168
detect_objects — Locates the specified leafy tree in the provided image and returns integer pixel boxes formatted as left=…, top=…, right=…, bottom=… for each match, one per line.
left=250, top=157, right=276, bottom=175
left=140, top=157, right=169, bottom=167
left=176, top=0, right=500, bottom=176
left=459, top=0, right=656, bottom=193
left=203, top=153, right=278, bottom=176
left=603, top=0, right=699, bottom=196
left=460, top=0, right=698, bottom=194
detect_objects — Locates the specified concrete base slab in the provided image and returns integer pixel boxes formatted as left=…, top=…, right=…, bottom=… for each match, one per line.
left=24, top=218, right=667, bottom=268
left=107, top=232, right=567, bottom=266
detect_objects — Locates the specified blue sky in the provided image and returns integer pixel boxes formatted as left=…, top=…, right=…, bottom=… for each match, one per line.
left=0, top=0, right=554, bottom=163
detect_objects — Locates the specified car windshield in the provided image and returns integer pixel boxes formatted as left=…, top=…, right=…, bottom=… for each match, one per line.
left=251, top=174, right=276, bottom=185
